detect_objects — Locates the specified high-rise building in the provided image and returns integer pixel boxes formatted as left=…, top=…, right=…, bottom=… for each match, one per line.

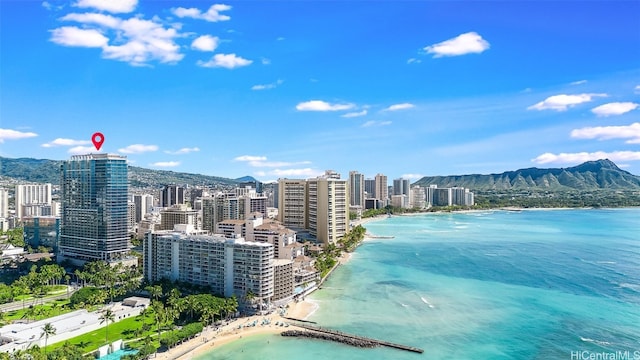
left=127, top=201, right=136, bottom=231
left=349, top=171, right=365, bottom=208
left=307, top=173, right=349, bottom=245
left=410, top=186, right=427, bottom=209
left=433, top=188, right=453, bottom=206
left=161, top=185, right=185, bottom=207
left=159, top=204, right=200, bottom=231
left=277, top=179, right=307, bottom=230
left=59, top=154, right=129, bottom=263
left=15, top=184, right=52, bottom=219
left=425, top=185, right=437, bottom=206
left=375, top=173, right=388, bottom=206
left=144, top=230, right=274, bottom=306
left=393, top=178, right=410, bottom=196
left=0, top=188, right=8, bottom=219
left=133, top=194, right=154, bottom=223
left=364, top=179, right=376, bottom=198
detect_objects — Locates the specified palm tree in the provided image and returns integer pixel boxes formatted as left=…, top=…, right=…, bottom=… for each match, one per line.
left=40, top=322, right=56, bottom=356
left=145, top=285, right=163, bottom=301
left=99, top=309, right=116, bottom=343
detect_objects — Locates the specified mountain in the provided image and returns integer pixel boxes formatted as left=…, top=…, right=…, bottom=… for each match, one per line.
left=235, top=176, right=258, bottom=183
left=0, top=156, right=240, bottom=188
left=413, top=160, right=640, bottom=191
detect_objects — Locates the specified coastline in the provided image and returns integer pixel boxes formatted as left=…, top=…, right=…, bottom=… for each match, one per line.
left=166, top=215, right=388, bottom=359
left=166, top=303, right=316, bottom=360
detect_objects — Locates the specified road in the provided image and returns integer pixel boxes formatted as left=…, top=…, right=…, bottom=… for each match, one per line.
left=0, top=286, right=77, bottom=312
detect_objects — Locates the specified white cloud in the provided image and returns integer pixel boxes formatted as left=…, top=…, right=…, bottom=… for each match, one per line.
left=118, top=144, right=158, bottom=154
left=527, top=93, right=607, bottom=111
left=276, top=37, right=285, bottom=41
left=74, top=0, right=137, bottom=13
left=50, top=26, right=109, bottom=47
left=571, top=122, right=640, bottom=144
left=172, top=4, right=231, bottom=22
left=591, top=102, right=639, bottom=117
left=250, top=160, right=311, bottom=168
left=42, top=1, right=52, bottom=10
left=407, top=58, right=421, bottom=64
left=383, top=103, right=415, bottom=111
left=424, top=32, right=490, bottom=58
left=165, top=147, right=200, bottom=155
left=261, top=58, right=271, bottom=65
left=68, top=145, right=97, bottom=154
left=234, top=155, right=267, bottom=162
left=150, top=161, right=180, bottom=167
left=197, top=53, right=252, bottom=69
left=296, top=100, right=355, bottom=112
left=234, top=155, right=310, bottom=167
left=635, top=85, right=640, bottom=94
left=57, top=13, right=184, bottom=65
left=255, top=171, right=267, bottom=177
left=0, top=128, right=38, bottom=143
left=42, top=138, right=91, bottom=147
left=191, top=35, right=219, bottom=52
left=341, top=110, right=367, bottom=118
left=251, top=79, right=283, bottom=91
left=570, top=80, right=587, bottom=85
left=362, top=120, right=392, bottom=127
left=270, top=168, right=323, bottom=177
left=401, top=173, right=424, bottom=180
left=61, top=13, right=121, bottom=27
left=532, top=151, right=640, bottom=165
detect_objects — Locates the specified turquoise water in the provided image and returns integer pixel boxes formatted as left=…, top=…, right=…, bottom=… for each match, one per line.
left=198, top=209, right=640, bottom=359
left=98, top=348, right=138, bottom=360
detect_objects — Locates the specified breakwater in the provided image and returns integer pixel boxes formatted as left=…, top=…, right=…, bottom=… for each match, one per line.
left=285, top=323, right=424, bottom=354
left=281, top=330, right=376, bottom=348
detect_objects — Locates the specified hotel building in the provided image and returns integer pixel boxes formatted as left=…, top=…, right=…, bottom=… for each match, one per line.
left=144, top=230, right=274, bottom=306
left=15, top=183, right=52, bottom=219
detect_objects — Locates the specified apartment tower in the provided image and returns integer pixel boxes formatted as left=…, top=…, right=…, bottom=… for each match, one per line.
left=59, top=154, right=129, bottom=263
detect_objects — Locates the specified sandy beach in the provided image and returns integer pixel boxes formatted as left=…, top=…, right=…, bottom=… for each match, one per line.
left=160, top=298, right=319, bottom=360
left=159, top=216, right=386, bottom=359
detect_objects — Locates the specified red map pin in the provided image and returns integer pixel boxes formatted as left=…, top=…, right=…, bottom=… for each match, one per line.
left=92, top=132, right=105, bottom=151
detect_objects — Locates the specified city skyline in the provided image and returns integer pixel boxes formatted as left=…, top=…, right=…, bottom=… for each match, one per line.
left=1, top=1, right=639, bottom=182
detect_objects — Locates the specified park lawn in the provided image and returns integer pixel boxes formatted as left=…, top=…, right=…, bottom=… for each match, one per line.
left=5, top=299, right=72, bottom=321
left=45, top=314, right=156, bottom=354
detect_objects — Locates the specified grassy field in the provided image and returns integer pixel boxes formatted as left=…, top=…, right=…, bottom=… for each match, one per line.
left=4, top=299, right=73, bottom=322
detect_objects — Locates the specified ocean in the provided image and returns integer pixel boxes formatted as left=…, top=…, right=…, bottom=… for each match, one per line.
left=197, top=209, right=640, bottom=360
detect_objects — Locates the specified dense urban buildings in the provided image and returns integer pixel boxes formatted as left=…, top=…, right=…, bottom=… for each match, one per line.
left=58, top=154, right=129, bottom=264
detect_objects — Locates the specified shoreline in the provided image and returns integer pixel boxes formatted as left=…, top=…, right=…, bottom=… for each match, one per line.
left=166, top=303, right=317, bottom=360
left=166, top=213, right=411, bottom=359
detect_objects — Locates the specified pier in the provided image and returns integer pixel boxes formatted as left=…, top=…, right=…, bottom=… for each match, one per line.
left=284, top=323, right=423, bottom=354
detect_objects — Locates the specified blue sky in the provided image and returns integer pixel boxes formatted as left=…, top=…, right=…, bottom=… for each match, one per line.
left=1, top=0, right=639, bottom=183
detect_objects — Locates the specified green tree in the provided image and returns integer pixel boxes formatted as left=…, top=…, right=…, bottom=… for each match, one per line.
left=99, top=309, right=116, bottom=343
left=40, top=322, right=56, bottom=356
